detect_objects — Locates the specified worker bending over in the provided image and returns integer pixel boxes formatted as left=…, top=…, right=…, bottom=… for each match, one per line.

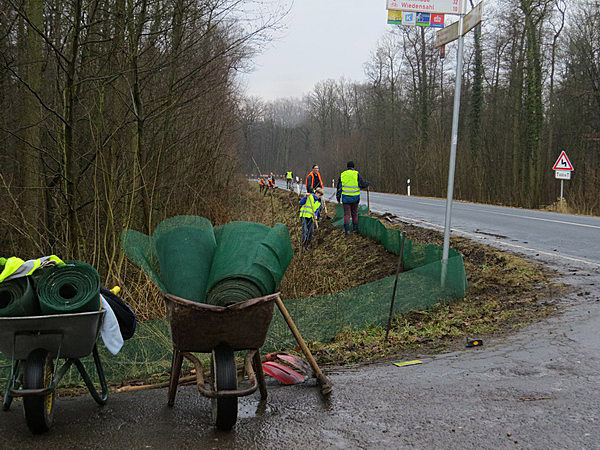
left=299, top=187, right=324, bottom=251
left=305, top=165, right=324, bottom=193
left=336, top=161, right=369, bottom=236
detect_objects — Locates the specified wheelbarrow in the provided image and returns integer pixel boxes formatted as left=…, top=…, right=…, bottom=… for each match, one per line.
left=0, top=310, right=108, bottom=433
left=164, top=292, right=279, bottom=431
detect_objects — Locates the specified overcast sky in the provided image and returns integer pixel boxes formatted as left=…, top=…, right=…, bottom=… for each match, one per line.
left=243, top=1, right=390, bottom=102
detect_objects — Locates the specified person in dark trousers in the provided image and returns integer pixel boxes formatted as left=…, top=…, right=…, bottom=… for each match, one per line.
left=299, top=187, right=324, bottom=251
left=305, top=165, right=324, bottom=193
left=336, top=161, right=369, bottom=235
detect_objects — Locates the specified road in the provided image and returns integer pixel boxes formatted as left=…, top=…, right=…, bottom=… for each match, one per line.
left=282, top=180, right=600, bottom=268
left=2, top=186, right=599, bottom=448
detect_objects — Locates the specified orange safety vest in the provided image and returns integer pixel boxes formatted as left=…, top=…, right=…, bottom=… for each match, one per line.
left=306, top=171, right=323, bottom=192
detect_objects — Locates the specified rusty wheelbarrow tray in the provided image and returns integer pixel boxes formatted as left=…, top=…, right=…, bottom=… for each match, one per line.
left=163, top=292, right=279, bottom=430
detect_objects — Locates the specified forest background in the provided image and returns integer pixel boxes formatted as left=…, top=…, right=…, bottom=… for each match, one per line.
left=0, top=0, right=598, bottom=290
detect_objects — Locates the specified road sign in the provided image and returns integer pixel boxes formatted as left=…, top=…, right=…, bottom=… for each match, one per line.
left=552, top=150, right=574, bottom=171
left=387, top=0, right=463, bottom=15
left=434, top=1, right=484, bottom=47
left=555, top=170, right=571, bottom=180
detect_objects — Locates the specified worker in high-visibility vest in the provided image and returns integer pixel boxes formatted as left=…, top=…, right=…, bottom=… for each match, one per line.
left=299, top=187, right=324, bottom=250
left=286, top=171, right=293, bottom=189
left=259, top=177, right=266, bottom=194
left=305, top=165, right=324, bottom=194
left=336, top=161, right=369, bottom=235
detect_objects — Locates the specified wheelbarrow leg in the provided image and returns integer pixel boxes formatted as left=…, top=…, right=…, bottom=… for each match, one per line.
left=168, top=348, right=183, bottom=407
left=252, top=351, right=268, bottom=400
left=2, top=360, right=19, bottom=411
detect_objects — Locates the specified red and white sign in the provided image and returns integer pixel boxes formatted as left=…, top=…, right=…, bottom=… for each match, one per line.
left=552, top=151, right=574, bottom=171
left=431, top=13, right=445, bottom=25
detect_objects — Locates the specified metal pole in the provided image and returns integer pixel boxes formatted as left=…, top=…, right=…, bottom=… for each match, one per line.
left=442, top=0, right=467, bottom=286
left=560, top=179, right=564, bottom=200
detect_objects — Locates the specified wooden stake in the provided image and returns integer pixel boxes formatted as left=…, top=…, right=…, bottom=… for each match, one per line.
left=385, top=233, right=405, bottom=342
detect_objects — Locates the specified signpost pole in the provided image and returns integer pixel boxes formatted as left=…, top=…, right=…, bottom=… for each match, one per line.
left=441, top=0, right=467, bottom=287
left=560, top=179, right=564, bottom=201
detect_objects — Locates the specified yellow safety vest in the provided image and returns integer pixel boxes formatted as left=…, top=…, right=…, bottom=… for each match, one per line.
left=299, top=195, right=321, bottom=219
left=341, top=169, right=360, bottom=197
left=286, top=171, right=293, bottom=179
left=0, top=255, right=65, bottom=283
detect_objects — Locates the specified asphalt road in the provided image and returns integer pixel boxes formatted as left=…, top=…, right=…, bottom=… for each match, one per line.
left=284, top=180, right=600, bottom=268
left=2, top=185, right=599, bottom=448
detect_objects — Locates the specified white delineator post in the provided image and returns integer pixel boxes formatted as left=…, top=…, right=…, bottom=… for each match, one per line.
left=407, top=179, right=411, bottom=196
left=441, top=0, right=467, bottom=287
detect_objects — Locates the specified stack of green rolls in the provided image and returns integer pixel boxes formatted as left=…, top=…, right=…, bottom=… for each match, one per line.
left=36, top=261, right=101, bottom=314
left=0, top=277, right=39, bottom=317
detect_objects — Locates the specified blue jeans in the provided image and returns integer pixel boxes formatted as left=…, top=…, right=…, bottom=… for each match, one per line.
left=301, top=218, right=314, bottom=244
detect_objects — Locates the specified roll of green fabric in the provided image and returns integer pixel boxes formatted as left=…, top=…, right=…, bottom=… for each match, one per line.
left=0, top=277, right=39, bottom=317
left=207, top=222, right=293, bottom=302
left=36, top=261, right=101, bottom=314
left=206, top=278, right=263, bottom=306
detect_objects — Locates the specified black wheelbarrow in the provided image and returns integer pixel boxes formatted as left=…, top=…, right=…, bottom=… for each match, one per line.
left=0, top=310, right=108, bottom=433
left=163, top=293, right=278, bottom=431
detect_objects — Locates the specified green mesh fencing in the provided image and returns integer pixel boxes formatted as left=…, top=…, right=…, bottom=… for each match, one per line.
left=262, top=205, right=467, bottom=350
left=121, top=216, right=293, bottom=305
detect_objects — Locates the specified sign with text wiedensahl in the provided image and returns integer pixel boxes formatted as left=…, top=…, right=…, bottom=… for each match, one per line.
left=387, top=0, right=462, bottom=15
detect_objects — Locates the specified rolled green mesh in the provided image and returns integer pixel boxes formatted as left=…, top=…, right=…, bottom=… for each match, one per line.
left=0, top=277, right=39, bottom=317
left=35, top=261, right=101, bottom=314
left=121, top=216, right=293, bottom=305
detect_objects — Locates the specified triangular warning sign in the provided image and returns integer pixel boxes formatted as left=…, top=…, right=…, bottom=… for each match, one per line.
left=552, top=151, right=574, bottom=171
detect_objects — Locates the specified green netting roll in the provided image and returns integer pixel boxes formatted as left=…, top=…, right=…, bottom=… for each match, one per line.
left=153, top=216, right=216, bottom=302
left=206, top=278, right=263, bottom=306
left=36, top=261, right=101, bottom=314
left=206, top=221, right=293, bottom=303
left=0, top=277, right=39, bottom=317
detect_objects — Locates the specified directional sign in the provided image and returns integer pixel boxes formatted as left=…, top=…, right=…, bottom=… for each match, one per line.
left=387, top=0, right=463, bottom=15
left=434, top=1, right=484, bottom=47
left=552, top=151, right=574, bottom=171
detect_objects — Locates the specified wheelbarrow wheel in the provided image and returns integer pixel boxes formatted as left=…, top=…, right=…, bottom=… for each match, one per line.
left=22, top=349, right=55, bottom=434
left=211, top=344, right=237, bottom=430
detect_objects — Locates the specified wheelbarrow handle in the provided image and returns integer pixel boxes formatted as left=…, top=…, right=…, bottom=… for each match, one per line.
left=274, top=296, right=333, bottom=395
